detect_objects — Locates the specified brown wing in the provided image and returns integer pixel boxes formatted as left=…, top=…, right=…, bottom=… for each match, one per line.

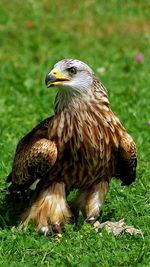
left=7, top=117, right=57, bottom=188
left=116, top=132, right=137, bottom=185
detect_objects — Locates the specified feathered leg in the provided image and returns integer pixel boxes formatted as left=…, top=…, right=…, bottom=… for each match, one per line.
left=73, top=180, right=108, bottom=224
left=18, top=182, right=73, bottom=234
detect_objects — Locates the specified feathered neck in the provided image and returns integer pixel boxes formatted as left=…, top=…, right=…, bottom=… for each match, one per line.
left=54, top=88, right=92, bottom=114
left=54, top=79, right=109, bottom=114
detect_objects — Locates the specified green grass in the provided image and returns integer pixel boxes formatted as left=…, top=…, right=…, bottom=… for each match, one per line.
left=0, top=1, right=150, bottom=266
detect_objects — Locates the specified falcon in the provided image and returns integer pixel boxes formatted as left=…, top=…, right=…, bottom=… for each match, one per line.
left=7, top=59, right=137, bottom=234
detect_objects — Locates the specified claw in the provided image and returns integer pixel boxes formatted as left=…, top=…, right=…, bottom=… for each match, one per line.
left=38, top=226, right=51, bottom=236
left=53, top=224, right=62, bottom=234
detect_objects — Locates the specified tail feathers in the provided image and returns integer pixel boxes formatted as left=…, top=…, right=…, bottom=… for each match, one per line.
left=116, top=132, right=137, bottom=186
left=116, top=157, right=137, bottom=186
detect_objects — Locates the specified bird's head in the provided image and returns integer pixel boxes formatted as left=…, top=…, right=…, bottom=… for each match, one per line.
left=45, top=59, right=94, bottom=94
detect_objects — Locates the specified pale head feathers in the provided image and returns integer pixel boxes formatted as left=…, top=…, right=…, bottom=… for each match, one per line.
left=47, top=59, right=107, bottom=112
left=54, top=59, right=94, bottom=94
left=54, top=59, right=94, bottom=76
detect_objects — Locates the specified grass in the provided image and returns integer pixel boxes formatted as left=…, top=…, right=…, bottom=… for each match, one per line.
left=0, top=0, right=150, bottom=266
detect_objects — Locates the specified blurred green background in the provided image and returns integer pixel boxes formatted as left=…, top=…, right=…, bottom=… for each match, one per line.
left=0, top=1, right=150, bottom=266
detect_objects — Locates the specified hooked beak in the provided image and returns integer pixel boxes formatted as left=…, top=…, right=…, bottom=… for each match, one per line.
left=45, top=68, right=70, bottom=88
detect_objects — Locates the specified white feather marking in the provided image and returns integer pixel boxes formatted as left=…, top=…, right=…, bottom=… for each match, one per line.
left=57, top=112, right=65, bottom=137
left=29, top=179, right=40, bottom=190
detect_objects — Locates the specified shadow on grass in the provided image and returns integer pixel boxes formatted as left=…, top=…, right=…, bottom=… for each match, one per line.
left=0, top=191, right=30, bottom=229
left=100, top=209, right=116, bottom=222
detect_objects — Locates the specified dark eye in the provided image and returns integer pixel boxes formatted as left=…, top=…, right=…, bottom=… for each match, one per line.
left=67, top=67, right=77, bottom=75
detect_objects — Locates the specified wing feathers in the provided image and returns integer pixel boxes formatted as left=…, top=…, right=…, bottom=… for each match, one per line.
left=116, top=132, right=137, bottom=185
left=9, top=117, right=57, bottom=186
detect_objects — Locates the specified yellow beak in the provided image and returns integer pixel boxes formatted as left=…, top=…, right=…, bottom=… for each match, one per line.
left=45, top=68, right=70, bottom=87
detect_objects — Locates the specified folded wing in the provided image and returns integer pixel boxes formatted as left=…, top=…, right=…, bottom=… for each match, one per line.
left=7, top=117, right=57, bottom=188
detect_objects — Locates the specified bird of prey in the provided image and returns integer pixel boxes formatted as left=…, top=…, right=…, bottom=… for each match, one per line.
left=7, top=59, right=137, bottom=234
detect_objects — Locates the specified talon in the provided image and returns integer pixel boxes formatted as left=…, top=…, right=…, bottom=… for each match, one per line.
left=86, top=217, right=97, bottom=225
left=38, top=226, right=51, bottom=236
left=53, top=224, right=62, bottom=234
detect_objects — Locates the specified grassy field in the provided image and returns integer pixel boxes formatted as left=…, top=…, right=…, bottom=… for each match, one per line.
left=0, top=1, right=150, bottom=266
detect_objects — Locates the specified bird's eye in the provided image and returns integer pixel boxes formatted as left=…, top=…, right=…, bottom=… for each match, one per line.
left=67, top=67, right=77, bottom=75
